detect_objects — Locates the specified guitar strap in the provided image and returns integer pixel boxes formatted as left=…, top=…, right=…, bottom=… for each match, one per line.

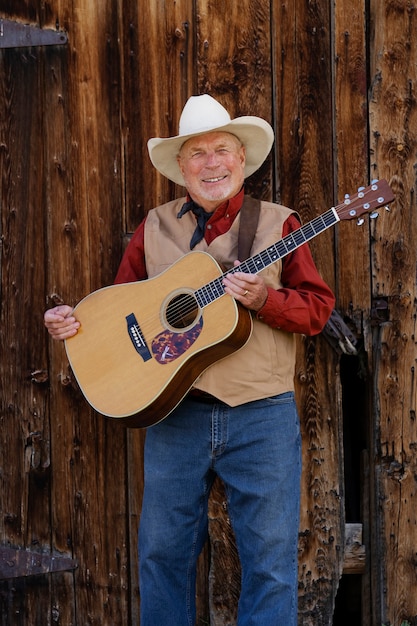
left=238, top=195, right=261, bottom=261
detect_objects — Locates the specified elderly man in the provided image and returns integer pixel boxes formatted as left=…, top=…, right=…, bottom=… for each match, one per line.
left=45, top=94, right=335, bottom=625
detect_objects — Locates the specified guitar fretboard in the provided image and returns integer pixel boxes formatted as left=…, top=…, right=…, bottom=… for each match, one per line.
left=195, top=207, right=339, bottom=308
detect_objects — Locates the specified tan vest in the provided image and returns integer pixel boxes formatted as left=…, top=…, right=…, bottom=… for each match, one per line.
left=144, top=197, right=297, bottom=406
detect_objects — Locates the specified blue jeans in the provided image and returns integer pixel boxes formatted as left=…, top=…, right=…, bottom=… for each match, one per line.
left=139, top=392, right=301, bottom=625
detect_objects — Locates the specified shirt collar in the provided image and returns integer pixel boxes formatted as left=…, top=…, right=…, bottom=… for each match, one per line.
left=185, top=186, right=245, bottom=223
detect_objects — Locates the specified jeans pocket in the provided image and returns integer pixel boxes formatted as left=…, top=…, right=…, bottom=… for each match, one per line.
left=264, top=391, right=295, bottom=405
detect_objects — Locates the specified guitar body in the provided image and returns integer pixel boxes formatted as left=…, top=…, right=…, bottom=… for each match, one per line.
left=65, top=251, right=253, bottom=427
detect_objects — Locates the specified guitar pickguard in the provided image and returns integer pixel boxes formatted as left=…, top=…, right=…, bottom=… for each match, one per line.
left=151, top=317, right=203, bottom=364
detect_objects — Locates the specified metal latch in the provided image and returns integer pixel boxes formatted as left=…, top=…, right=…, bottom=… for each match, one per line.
left=0, top=18, right=67, bottom=48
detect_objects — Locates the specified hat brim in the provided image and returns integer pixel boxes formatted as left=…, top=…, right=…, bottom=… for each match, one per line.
left=147, top=116, right=274, bottom=186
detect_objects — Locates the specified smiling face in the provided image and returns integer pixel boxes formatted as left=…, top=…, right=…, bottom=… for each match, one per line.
left=177, top=131, right=246, bottom=212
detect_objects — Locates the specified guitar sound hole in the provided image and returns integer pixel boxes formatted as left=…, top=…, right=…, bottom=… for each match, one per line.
left=165, top=293, right=199, bottom=329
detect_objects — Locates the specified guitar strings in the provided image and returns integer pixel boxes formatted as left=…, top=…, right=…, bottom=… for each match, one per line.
left=138, top=201, right=348, bottom=330
left=133, top=184, right=380, bottom=331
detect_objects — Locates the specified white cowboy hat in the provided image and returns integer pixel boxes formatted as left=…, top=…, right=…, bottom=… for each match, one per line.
left=147, top=94, right=274, bottom=186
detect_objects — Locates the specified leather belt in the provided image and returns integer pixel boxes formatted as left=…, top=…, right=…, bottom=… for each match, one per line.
left=187, top=390, right=220, bottom=403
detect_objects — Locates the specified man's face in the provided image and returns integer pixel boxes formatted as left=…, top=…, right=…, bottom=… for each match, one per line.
left=177, top=131, right=246, bottom=212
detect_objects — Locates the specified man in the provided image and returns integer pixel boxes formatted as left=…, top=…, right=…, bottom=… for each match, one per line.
left=45, top=94, right=335, bottom=625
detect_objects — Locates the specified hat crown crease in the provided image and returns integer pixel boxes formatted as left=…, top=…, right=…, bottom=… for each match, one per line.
left=179, top=96, right=231, bottom=136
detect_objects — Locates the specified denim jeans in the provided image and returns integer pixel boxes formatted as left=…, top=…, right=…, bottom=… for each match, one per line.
left=139, top=392, right=301, bottom=626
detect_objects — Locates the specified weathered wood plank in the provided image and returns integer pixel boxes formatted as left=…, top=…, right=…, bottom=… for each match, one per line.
left=0, top=40, right=54, bottom=620
left=333, top=0, right=370, bottom=318
left=126, top=428, right=144, bottom=625
left=274, top=1, right=344, bottom=624
left=369, top=0, right=417, bottom=624
left=274, top=0, right=335, bottom=254
left=333, top=2, right=371, bottom=620
left=296, top=337, right=344, bottom=626
left=41, top=31, right=78, bottom=623
left=124, top=0, right=195, bottom=228
left=43, top=2, right=130, bottom=624
left=197, top=0, right=273, bottom=202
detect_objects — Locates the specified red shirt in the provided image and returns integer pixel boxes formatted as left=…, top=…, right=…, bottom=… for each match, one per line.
left=114, top=192, right=335, bottom=336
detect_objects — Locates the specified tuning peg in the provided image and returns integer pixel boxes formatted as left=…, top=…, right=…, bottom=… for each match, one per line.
left=370, top=211, right=379, bottom=219
left=357, top=218, right=365, bottom=226
left=384, top=205, right=391, bottom=212
left=371, top=178, right=378, bottom=184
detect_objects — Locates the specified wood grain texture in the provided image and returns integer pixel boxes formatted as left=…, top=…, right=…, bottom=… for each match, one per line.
left=1, top=0, right=414, bottom=624
left=125, top=0, right=196, bottom=221
left=369, top=0, right=417, bottom=624
left=334, top=0, right=371, bottom=315
left=296, top=337, right=344, bottom=626
left=42, top=2, right=130, bottom=623
left=274, top=1, right=343, bottom=623
left=197, top=0, right=273, bottom=202
left=0, top=44, right=52, bottom=622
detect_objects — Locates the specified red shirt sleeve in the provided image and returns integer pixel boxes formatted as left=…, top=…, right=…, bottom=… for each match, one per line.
left=256, top=213, right=335, bottom=335
left=113, top=218, right=148, bottom=284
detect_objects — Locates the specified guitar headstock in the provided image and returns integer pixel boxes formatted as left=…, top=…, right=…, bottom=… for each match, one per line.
left=336, top=179, right=395, bottom=223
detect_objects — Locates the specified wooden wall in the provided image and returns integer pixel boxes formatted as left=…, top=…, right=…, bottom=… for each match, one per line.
left=0, top=1, right=416, bottom=625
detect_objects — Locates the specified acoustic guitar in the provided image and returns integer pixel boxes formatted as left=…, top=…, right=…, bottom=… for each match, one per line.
left=65, top=179, right=394, bottom=427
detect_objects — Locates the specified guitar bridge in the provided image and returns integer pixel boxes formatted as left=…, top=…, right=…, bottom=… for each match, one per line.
left=126, top=313, right=152, bottom=362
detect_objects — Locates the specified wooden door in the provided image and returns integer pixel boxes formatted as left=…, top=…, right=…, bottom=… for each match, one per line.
left=1, top=1, right=416, bottom=625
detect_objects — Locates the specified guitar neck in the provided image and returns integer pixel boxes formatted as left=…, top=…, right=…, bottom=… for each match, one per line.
left=195, top=206, right=340, bottom=308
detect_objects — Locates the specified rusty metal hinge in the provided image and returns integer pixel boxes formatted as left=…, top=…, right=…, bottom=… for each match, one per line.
left=370, top=297, right=389, bottom=325
left=322, top=309, right=358, bottom=355
left=0, top=18, right=68, bottom=49
left=0, top=546, right=77, bottom=579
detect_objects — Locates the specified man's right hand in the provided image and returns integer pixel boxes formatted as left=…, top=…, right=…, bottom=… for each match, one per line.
left=44, top=305, right=80, bottom=341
